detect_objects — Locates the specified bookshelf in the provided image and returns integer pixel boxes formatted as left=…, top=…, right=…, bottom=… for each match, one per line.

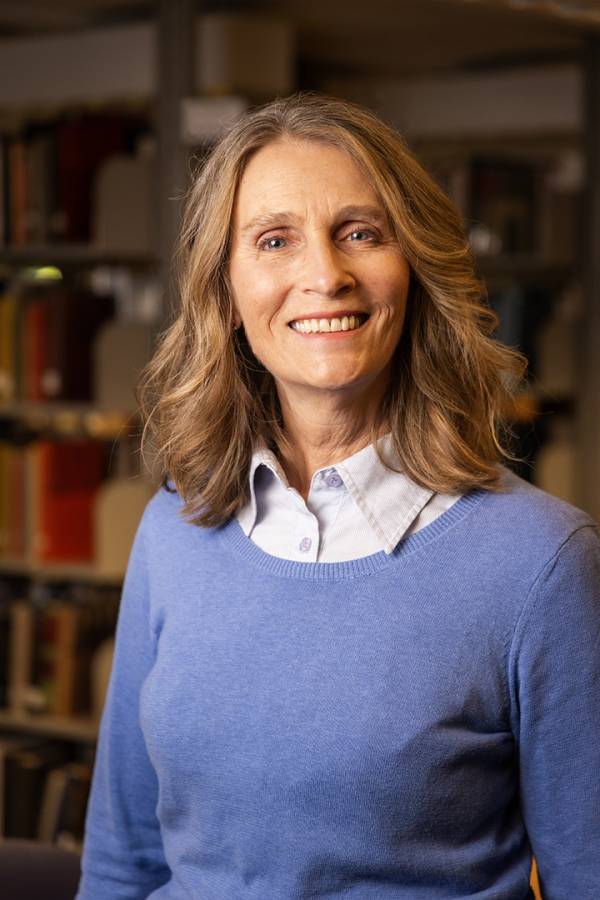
left=0, top=558, right=123, bottom=586
left=406, top=133, right=583, bottom=503
left=1, top=245, right=155, bottom=267
left=0, top=5, right=182, bottom=850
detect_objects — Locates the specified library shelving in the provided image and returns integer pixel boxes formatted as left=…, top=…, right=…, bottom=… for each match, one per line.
left=411, top=135, right=584, bottom=501
left=0, top=27, right=168, bottom=853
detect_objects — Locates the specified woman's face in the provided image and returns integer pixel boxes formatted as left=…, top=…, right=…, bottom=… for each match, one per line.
left=228, top=138, right=411, bottom=404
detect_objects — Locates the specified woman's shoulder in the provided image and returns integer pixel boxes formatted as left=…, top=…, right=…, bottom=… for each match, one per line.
left=480, top=465, right=598, bottom=555
left=135, top=478, right=192, bottom=539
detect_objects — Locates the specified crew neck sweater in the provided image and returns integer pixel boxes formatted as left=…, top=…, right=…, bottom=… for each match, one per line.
left=76, top=467, right=600, bottom=899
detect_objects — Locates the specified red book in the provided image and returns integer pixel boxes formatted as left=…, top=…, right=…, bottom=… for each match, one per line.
left=6, top=445, right=26, bottom=558
left=21, top=294, right=48, bottom=402
left=42, top=286, right=114, bottom=402
left=19, top=284, right=114, bottom=403
left=8, top=136, right=27, bottom=246
left=55, top=114, right=136, bottom=242
left=34, top=440, right=108, bottom=563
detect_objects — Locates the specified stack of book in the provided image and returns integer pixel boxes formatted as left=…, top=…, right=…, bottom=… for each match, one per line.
left=0, top=735, right=92, bottom=846
left=0, top=281, right=115, bottom=406
left=0, top=275, right=155, bottom=571
left=1, top=587, right=119, bottom=719
left=0, top=112, right=149, bottom=246
left=0, top=438, right=111, bottom=564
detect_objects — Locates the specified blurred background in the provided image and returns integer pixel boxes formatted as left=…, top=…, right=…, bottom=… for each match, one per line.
left=0, top=0, right=598, bottom=891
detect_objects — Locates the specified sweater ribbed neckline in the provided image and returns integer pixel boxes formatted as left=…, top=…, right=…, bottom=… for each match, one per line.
left=217, top=487, right=488, bottom=581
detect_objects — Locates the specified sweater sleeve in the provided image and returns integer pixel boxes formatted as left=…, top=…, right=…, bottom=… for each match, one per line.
left=508, top=523, right=600, bottom=899
left=76, top=508, right=171, bottom=899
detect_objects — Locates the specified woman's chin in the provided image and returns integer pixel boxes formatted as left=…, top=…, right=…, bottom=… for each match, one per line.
left=278, top=370, right=382, bottom=399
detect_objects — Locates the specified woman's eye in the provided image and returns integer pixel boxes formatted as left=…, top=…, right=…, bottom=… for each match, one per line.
left=258, top=235, right=287, bottom=251
left=347, top=229, right=375, bottom=242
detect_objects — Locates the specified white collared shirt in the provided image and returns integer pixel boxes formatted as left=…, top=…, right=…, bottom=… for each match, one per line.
left=235, top=433, right=463, bottom=562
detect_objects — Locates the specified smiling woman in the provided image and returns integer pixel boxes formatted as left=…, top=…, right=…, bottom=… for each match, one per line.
left=137, top=92, right=526, bottom=521
left=75, top=93, right=600, bottom=900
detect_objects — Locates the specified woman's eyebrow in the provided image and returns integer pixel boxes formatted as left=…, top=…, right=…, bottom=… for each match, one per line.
left=240, top=211, right=295, bottom=235
left=239, top=204, right=388, bottom=236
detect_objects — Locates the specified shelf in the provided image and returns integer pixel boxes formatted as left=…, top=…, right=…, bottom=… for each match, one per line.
left=0, top=244, right=156, bottom=269
left=0, top=709, right=98, bottom=743
left=0, top=402, right=140, bottom=439
left=475, top=254, right=576, bottom=284
left=0, top=557, right=124, bottom=585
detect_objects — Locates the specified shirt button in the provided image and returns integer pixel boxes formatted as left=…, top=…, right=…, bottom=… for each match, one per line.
left=325, top=472, right=343, bottom=488
left=299, top=537, right=312, bottom=553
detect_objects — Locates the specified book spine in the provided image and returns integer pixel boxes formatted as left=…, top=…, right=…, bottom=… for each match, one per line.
left=7, top=601, right=34, bottom=714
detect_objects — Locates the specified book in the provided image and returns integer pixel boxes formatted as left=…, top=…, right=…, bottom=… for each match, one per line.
left=0, top=597, right=11, bottom=707
left=0, top=290, right=17, bottom=403
left=2, top=112, right=150, bottom=246
left=0, top=736, right=37, bottom=838
left=27, top=439, right=109, bottom=564
left=21, top=290, right=47, bottom=402
left=35, top=600, right=85, bottom=716
left=3, top=587, right=119, bottom=718
left=468, top=157, right=539, bottom=255
left=0, top=133, right=8, bottom=245
left=3, top=740, right=71, bottom=839
left=25, top=123, right=56, bottom=245
left=37, top=765, right=69, bottom=842
left=94, top=476, right=154, bottom=577
left=92, top=150, right=157, bottom=254
left=19, top=282, right=115, bottom=403
left=93, top=318, right=153, bottom=412
left=10, top=444, right=26, bottom=558
left=50, top=760, right=92, bottom=845
left=7, top=600, right=34, bottom=714
left=0, top=440, right=8, bottom=557
left=8, top=135, right=27, bottom=246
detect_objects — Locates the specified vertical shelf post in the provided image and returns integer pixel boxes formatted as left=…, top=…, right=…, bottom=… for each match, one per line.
left=578, top=37, right=600, bottom=522
left=157, top=0, right=196, bottom=320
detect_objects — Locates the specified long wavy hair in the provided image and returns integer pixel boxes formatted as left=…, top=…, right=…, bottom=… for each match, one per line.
left=137, top=91, right=527, bottom=528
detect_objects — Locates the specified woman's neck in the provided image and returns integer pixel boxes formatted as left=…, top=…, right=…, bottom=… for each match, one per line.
left=275, top=384, right=388, bottom=501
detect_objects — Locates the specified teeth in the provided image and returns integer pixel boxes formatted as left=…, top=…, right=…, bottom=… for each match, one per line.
left=290, top=314, right=367, bottom=334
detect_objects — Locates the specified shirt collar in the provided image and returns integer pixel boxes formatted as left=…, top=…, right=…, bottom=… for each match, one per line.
left=334, top=433, right=434, bottom=553
left=236, top=433, right=434, bottom=554
left=235, top=441, right=286, bottom=537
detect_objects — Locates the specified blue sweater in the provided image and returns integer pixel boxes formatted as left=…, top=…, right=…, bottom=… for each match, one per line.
left=76, top=468, right=600, bottom=899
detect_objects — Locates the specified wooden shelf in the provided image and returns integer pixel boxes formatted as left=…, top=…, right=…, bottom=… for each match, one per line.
left=0, top=709, right=98, bottom=743
left=0, top=244, right=156, bottom=268
left=0, top=402, right=140, bottom=439
left=0, top=557, right=124, bottom=585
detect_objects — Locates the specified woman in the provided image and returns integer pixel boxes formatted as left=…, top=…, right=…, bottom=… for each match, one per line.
left=76, top=93, right=600, bottom=898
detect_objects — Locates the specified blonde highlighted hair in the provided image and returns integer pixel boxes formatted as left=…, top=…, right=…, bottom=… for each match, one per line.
left=137, top=91, right=527, bottom=527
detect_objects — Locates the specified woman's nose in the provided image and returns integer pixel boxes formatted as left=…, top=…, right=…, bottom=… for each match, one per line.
left=299, top=237, right=356, bottom=298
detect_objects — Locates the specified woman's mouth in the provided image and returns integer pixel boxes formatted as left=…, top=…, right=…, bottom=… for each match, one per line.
left=288, top=313, right=370, bottom=334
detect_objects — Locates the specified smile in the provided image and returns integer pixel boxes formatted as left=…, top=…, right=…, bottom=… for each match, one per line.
left=289, top=314, right=370, bottom=334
